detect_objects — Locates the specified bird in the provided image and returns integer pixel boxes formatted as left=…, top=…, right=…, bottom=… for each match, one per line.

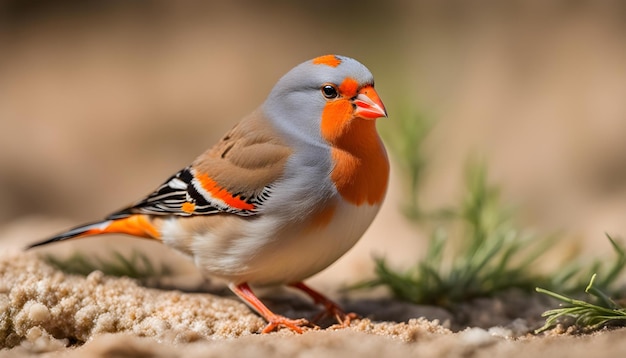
left=27, top=54, right=389, bottom=334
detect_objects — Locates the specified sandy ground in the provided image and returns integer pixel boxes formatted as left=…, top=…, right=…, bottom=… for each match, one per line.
left=3, top=251, right=626, bottom=357
left=0, top=219, right=625, bottom=357
left=3, top=1, right=626, bottom=356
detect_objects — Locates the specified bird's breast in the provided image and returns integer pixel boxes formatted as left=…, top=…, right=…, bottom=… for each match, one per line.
left=234, top=198, right=383, bottom=285
left=327, top=121, right=389, bottom=206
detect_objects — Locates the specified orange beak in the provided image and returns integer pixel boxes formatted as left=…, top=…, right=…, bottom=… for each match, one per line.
left=353, top=86, right=387, bottom=119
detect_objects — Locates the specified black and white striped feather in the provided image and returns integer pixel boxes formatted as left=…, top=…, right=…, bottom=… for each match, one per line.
left=107, top=167, right=270, bottom=220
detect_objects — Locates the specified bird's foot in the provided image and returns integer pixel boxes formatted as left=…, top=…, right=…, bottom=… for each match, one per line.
left=262, top=315, right=312, bottom=334
left=314, top=302, right=360, bottom=328
left=289, top=282, right=360, bottom=329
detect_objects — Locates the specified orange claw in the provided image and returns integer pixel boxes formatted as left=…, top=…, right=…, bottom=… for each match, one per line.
left=261, top=316, right=309, bottom=334
left=229, top=283, right=311, bottom=334
left=290, top=282, right=359, bottom=327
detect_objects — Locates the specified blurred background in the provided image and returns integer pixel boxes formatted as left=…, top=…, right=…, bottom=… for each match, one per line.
left=1, top=0, right=626, bottom=284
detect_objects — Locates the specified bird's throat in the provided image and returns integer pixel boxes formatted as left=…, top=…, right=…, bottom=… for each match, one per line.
left=327, top=120, right=389, bottom=206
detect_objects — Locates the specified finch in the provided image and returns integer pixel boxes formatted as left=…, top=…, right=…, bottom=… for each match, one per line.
left=28, top=54, right=389, bottom=333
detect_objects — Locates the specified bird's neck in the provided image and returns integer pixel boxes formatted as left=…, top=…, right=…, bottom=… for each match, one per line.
left=328, top=120, right=389, bottom=206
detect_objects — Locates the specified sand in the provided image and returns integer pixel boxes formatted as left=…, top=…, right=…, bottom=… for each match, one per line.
left=0, top=252, right=449, bottom=355
left=3, top=251, right=626, bottom=357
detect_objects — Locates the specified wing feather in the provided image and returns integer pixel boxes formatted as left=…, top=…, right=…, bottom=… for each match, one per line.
left=107, top=109, right=291, bottom=220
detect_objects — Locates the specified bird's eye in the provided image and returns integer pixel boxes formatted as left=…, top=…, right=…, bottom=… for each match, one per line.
left=321, top=85, right=338, bottom=99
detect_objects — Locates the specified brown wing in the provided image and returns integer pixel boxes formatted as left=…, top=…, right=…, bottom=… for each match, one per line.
left=107, top=109, right=293, bottom=219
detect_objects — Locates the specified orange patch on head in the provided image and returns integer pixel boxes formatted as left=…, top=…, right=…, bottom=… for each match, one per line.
left=195, top=172, right=255, bottom=211
left=338, top=77, right=359, bottom=97
left=312, top=55, right=342, bottom=67
left=181, top=202, right=196, bottom=214
left=102, top=215, right=161, bottom=240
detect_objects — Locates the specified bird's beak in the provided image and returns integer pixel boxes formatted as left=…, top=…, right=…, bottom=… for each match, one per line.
left=353, top=86, right=387, bottom=119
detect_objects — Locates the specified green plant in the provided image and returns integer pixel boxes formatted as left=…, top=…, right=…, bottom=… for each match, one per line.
left=44, top=250, right=171, bottom=281
left=534, top=235, right=626, bottom=332
left=358, top=162, right=553, bottom=306
left=536, top=273, right=626, bottom=333
left=548, top=235, right=626, bottom=293
left=366, top=108, right=626, bottom=330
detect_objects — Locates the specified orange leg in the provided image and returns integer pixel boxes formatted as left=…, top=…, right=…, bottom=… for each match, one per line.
left=229, top=283, right=310, bottom=334
left=290, top=282, right=358, bottom=327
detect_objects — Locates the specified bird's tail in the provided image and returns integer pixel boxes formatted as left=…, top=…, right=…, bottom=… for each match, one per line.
left=26, top=214, right=161, bottom=249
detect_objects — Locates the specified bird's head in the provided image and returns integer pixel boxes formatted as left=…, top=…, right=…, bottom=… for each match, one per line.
left=264, top=55, right=387, bottom=146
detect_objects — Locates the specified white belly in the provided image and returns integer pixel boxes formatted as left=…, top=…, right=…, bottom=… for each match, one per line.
left=162, top=200, right=381, bottom=286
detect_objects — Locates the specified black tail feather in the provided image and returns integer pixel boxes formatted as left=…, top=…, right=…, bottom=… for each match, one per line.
left=25, top=220, right=112, bottom=250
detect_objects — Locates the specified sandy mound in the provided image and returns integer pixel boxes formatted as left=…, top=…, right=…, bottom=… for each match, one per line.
left=0, top=252, right=266, bottom=348
left=0, top=253, right=450, bottom=354
left=4, top=252, right=626, bottom=358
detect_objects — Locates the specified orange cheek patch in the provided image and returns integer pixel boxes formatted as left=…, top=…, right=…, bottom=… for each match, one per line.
left=320, top=100, right=353, bottom=143
left=320, top=77, right=361, bottom=144
left=195, top=172, right=255, bottom=211
left=312, top=55, right=342, bottom=67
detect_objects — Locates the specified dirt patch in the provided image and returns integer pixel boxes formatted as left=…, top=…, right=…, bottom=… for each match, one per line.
left=2, top=252, right=626, bottom=357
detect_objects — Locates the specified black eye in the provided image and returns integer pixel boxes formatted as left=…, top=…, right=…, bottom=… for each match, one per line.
left=321, top=85, right=338, bottom=99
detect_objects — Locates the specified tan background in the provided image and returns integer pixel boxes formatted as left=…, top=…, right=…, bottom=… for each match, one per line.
left=1, top=1, right=626, bottom=283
